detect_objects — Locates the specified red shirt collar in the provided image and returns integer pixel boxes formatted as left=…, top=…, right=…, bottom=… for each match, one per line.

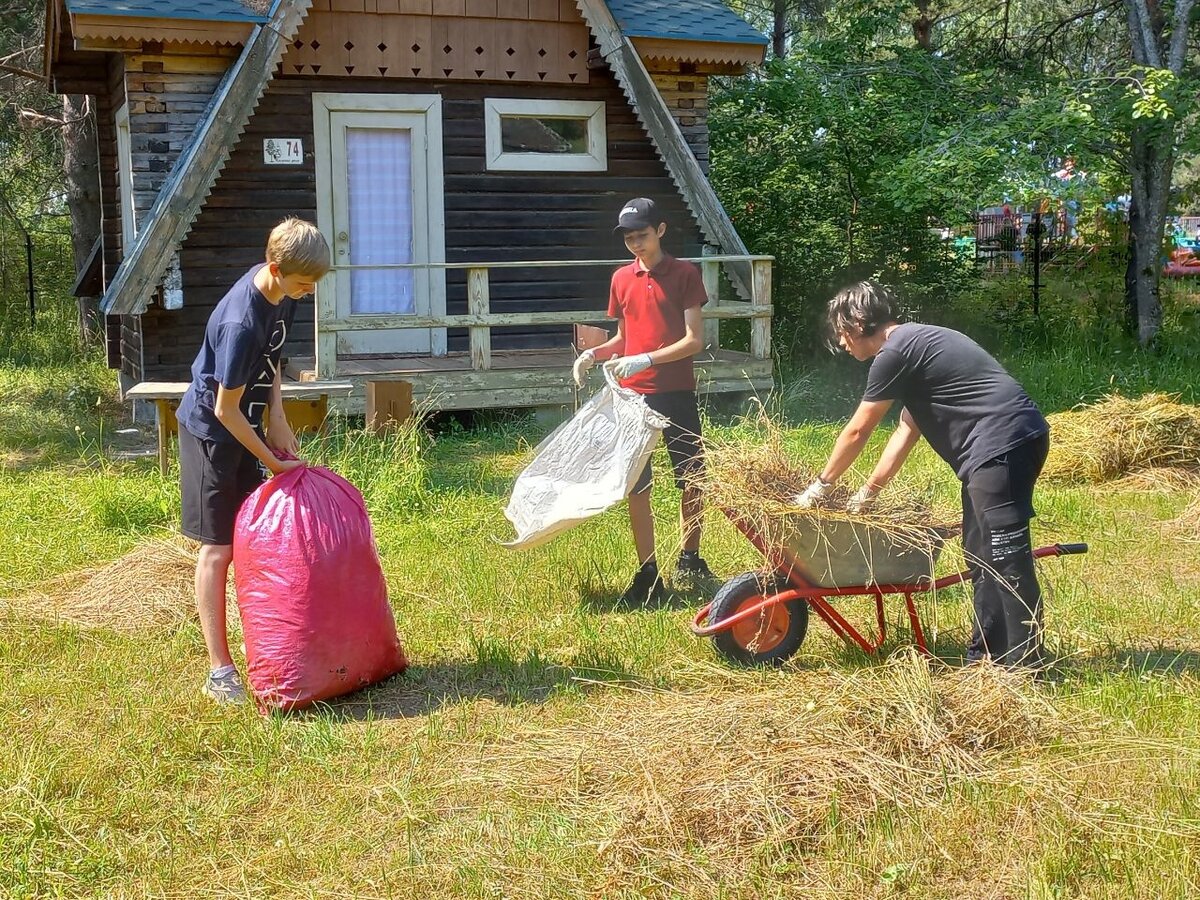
left=633, top=254, right=674, bottom=277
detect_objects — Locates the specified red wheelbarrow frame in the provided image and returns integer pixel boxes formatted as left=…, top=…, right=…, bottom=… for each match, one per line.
left=691, top=509, right=1088, bottom=657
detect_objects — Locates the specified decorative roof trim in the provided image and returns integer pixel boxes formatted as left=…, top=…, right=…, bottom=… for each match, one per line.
left=64, top=0, right=269, bottom=23
left=71, top=13, right=253, bottom=45
left=100, top=0, right=311, bottom=316
left=631, top=36, right=765, bottom=67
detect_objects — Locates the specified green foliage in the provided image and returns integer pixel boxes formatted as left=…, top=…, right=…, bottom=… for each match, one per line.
left=713, top=0, right=1200, bottom=350
left=710, top=50, right=983, bottom=354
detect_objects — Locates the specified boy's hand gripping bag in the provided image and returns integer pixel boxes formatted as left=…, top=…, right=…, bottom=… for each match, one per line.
left=503, top=367, right=668, bottom=549
left=233, top=465, right=407, bottom=711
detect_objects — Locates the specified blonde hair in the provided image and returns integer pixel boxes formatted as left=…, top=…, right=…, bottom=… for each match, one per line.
left=265, top=217, right=331, bottom=278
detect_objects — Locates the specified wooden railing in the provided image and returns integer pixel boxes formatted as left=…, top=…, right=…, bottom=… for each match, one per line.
left=315, top=254, right=773, bottom=380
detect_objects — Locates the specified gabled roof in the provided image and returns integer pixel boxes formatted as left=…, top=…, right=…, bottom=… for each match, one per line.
left=65, top=0, right=270, bottom=22
left=604, top=0, right=767, bottom=46
left=100, top=0, right=310, bottom=316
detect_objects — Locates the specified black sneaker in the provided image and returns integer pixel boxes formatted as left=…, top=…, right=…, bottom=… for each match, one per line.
left=674, top=552, right=715, bottom=583
left=618, top=563, right=666, bottom=608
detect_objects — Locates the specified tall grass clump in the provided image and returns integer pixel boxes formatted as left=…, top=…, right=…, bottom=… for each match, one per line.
left=303, top=416, right=431, bottom=517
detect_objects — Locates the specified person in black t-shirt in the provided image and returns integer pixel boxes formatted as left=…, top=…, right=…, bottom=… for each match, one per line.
left=177, top=218, right=331, bottom=704
left=794, top=281, right=1050, bottom=668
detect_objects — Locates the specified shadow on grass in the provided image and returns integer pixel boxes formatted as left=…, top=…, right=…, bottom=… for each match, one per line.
left=1060, top=647, right=1200, bottom=678
left=312, top=645, right=637, bottom=721
left=577, top=576, right=718, bottom=614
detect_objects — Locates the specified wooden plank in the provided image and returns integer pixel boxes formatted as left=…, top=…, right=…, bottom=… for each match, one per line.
left=467, top=267, right=492, bottom=371
left=366, top=380, right=413, bottom=433
left=574, top=0, right=753, bottom=299
left=315, top=276, right=338, bottom=378
left=274, top=397, right=329, bottom=433
left=702, top=253, right=720, bottom=351
left=326, top=254, right=770, bottom=270
left=301, top=359, right=770, bottom=415
left=126, top=380, right=353, bottom=400
left=496, top=0, right=529, bottom=17
left=751, top=258, right=772, bottom=360
left=322, top=305, right=770, bottom=331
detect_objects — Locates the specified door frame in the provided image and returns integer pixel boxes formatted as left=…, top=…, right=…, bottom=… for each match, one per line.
left=312, top=92, right=447, bottom=356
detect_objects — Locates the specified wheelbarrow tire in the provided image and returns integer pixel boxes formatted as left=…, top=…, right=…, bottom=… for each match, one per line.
left=709, top=571, right=808, bottom=668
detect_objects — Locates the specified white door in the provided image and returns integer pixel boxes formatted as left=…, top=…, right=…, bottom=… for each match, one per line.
left=315, top=95, right=446, bottom=356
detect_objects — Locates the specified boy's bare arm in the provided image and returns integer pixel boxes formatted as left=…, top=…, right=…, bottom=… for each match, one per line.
left=644, top=306, right=703, bottom=365
left=865, top=408, right=922, bottom=490
left=818, top=398, right=894, bottom=485
left=264, top=367, right=299, bottom=457
left=588, top=320, right=626, bottom=360
left=214, top=384, right=300, bottom=475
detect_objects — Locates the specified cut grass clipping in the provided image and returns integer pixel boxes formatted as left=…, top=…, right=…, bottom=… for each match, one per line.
left=698, top=413, right=956, bottom=574
left=474, top=652, right=1194, bottom=885
left=1043, top=392, right=1200, bottom=483
left=2, top=534, right=235, bottom=631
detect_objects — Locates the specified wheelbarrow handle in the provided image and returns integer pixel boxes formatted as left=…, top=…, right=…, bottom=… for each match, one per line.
left=1054, top=542, right=1089, bottom=556
left=1032, top=542, right=1088, bottom=560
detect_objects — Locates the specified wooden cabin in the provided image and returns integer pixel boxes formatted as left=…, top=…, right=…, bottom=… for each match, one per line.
left=46, top=0, right=773, bottom=414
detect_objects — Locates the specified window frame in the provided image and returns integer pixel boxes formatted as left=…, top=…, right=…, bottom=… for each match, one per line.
left=114, top=102, right=136, bottom=253
left=483, top=98, right=607, bottom=172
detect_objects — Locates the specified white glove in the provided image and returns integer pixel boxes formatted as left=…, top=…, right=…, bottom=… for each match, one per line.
left=572, top=349, right=596, bottom=387
left=846, top=483, right=881, bottom=514
left=791, top=478, right=834, bottom=508
left=604, top=353, right=654, bottom=380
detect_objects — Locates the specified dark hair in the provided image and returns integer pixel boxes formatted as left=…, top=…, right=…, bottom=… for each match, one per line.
left=827, top=281, right=901, bottom=338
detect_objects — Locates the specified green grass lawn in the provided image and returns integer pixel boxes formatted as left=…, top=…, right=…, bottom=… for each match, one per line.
left=2, top=295, right=1199, bottom=898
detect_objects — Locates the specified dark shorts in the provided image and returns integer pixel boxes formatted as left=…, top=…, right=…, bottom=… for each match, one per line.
left=632, top=390, right=704, bottom=495
left=179, top=426, right=264, bottom=545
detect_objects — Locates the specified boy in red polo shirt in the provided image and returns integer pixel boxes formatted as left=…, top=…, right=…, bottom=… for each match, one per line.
left=572, top=198, right=713, bottom=605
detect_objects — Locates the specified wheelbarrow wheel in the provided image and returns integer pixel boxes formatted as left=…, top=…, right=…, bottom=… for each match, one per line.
left=709, top=571, right=808, bottom=667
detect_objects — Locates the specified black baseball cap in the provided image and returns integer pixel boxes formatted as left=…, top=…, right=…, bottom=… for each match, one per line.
left=614, top=197, right=664, bottom=232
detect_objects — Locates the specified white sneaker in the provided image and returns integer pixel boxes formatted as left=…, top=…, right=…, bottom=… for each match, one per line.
left=202, top=668, right=247, bottom=705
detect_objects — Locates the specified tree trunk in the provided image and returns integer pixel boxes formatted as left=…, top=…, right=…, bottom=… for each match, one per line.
left=773, top=0, right=787, bottom=59
left=1128, top=123, right=1172, bottom=345
left=1124, top=195, right=1139, bottom=336
left=1121, top=0, right=1195, bottom=345
left=62, top=94, right=102, bottom=342
left=913, top=0, right=933, bottom=50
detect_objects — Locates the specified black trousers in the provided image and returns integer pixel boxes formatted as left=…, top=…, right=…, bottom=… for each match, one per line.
left=961, top=433, right=1050, bottom=666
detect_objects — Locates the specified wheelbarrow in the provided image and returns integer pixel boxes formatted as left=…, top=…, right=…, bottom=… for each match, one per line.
left=691, top=508, right=1088, bottom=667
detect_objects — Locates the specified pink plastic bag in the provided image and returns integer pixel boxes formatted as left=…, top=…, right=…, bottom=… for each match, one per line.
left=233, top=464, right=408, bottom=711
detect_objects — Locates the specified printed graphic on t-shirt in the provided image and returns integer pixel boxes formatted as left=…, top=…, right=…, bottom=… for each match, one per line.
left=244, top=318, right=288, bottom=426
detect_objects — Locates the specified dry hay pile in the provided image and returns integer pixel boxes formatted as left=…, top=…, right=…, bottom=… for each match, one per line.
left=697, top=415, right=955, bottom=561
left=469, top=654, right=1066, bottom=880
left=1043, top=393, right=1200, bottom=483
left=2, top=535, right=236, bottom=631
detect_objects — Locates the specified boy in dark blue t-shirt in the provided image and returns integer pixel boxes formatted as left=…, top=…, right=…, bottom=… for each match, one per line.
left=177, top=217, right=331, bottom=704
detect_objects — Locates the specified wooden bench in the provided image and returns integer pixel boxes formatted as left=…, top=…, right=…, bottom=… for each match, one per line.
left=124, top=381, right=354, bottom=474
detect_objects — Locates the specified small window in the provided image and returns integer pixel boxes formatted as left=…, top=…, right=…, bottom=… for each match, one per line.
left=484, top=98, right=606, bottom=172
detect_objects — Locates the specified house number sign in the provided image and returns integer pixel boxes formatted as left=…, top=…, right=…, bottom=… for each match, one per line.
left=263, top=138, right=304, bottom=165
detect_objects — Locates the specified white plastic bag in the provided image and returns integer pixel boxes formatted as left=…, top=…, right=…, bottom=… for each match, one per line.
left=503, top=368, right=668, bottom=549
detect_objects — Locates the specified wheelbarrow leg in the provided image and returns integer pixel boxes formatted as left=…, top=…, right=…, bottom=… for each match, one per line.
left=903, top=591, right=931, bottom=657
